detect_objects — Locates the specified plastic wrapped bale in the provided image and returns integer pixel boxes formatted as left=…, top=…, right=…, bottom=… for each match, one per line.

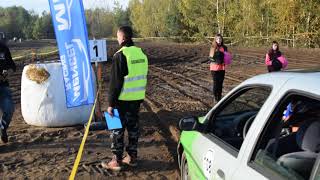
left=21, top=63, right=96, bottom=127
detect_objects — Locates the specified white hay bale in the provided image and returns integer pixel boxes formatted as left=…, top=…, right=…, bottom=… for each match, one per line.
left=21, top=62, right=96, bottom=127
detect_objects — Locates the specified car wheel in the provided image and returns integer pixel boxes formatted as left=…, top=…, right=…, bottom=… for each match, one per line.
left=181, top=152, right=190, bottom=180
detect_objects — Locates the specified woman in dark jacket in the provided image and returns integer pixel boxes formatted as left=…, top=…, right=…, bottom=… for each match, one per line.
left=208, top=34, right=232, bottom=103
left=265, top=41, right=288, bottom=72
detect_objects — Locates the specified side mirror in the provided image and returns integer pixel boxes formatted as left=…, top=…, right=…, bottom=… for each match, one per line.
left=179, top=116, right=201, bottom=131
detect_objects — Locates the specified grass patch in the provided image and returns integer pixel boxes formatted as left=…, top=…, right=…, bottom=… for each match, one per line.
left=11, top=46, right=57, bottom=61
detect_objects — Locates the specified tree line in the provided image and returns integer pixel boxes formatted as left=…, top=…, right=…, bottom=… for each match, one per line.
left=0, top=5, right=129, bottom=40
left=1, top=0, right=319, bottom=47
left=129, top=0, right=320, bottom=47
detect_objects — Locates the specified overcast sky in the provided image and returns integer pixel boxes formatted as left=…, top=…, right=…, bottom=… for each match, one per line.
left=0, top=0, right=129, bottom=14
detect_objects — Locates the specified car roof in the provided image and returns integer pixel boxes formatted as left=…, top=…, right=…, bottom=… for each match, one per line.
left=242, top=70, right=320, bottom=96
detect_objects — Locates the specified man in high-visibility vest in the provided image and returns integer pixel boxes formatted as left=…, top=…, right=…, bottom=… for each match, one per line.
left=102, top=26, right=148, bottom=171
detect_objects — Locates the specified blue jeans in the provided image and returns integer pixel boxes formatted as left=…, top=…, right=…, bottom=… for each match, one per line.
left=0, top=86, right=14, bottom=129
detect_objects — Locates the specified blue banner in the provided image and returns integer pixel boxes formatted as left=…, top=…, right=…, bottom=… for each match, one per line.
left=49, top=0, right=94, bottom=108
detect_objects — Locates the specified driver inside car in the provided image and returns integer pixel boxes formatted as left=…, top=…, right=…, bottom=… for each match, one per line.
left=265, top=100, right=311, bottom=158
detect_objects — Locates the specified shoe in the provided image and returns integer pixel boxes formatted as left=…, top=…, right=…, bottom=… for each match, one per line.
left=101, top=155, right=122, bottom=171
left=0, top=127, right=8, bottom=143
left=122, top=154, right=137, bottom=167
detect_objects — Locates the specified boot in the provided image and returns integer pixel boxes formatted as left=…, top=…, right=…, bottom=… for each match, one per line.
left=122, top=153, right=138, bottom=167
left=101, top=155, right=122, bottom=171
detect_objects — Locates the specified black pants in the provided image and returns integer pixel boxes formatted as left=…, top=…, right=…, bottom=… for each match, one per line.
left=111, top=100, right=142, bottom=159
left=267, top=65, right=281, bottom=72
left=211, top=70, right=225, bottom=101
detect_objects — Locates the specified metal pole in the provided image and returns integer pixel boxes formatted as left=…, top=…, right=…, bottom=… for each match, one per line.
left=94, top=61, right=102, bottom=121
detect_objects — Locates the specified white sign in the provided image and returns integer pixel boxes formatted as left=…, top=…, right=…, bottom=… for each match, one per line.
left=89, top=39, right=107, bottom=62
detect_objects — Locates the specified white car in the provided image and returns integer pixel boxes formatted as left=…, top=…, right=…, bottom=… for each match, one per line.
left=178, top=71, right=320, bottom=180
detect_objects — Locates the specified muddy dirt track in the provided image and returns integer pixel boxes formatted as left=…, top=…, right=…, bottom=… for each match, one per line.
left=1, top=40, right=320, bottom=179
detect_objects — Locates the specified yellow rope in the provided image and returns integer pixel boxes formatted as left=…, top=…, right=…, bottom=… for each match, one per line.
left=69, top=91, right=99, bottom=180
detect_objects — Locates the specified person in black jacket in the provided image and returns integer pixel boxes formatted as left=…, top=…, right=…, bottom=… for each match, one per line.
left=208, top=34, right=229, bottom=102
left=0, top=40, right=16, bottom=143
left=101, top=26, right=148, bottom=171
left=265, top=41, right=288, bottom=72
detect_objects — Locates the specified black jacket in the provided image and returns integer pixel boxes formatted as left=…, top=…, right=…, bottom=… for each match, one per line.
left=108, top=41, right=143, bottom=107
left=203, top=45, right=228, bottom=64
left=0, top=42, right=16, bottom=86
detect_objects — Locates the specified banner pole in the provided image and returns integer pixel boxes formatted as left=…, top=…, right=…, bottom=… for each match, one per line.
left=94, top=61, right=102, bottom=120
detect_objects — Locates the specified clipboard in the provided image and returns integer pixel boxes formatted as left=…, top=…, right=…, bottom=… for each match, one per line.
left=104, top=109, right=122, bottom=130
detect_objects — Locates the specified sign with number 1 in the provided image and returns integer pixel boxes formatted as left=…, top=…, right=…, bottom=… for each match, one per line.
left=89, top=40, right=107, bottom=62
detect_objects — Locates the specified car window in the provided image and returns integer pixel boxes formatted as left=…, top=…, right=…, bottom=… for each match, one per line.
left=208, top=86, right=271, bottom=152
left=219, top=87, right=270, bottom=116
left=249, top=94, right=320, bottom=180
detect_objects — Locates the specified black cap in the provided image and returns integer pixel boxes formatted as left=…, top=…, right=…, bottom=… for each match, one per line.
left=118, top=26, right=133, bottom=41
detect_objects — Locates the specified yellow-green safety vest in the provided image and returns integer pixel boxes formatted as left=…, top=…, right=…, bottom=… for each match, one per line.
left=117, top=46, right=148, bottom=101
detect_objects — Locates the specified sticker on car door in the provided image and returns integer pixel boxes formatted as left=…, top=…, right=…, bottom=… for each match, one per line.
left=203, top=149, right=215, bottom=179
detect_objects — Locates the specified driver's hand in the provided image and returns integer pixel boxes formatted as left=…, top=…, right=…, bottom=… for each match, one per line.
left=2, top=70, right=8, bottom=76
left=107, top=106, right=114, bottom=117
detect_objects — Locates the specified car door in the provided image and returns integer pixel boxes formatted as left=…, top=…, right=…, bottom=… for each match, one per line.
left=189, top=86, right=272, bottom=179
left=233, top=92, right=320, bottom=180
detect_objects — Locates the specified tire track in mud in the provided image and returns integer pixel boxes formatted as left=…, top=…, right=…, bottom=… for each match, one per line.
left=235, top=52, right=320, bottom=67
left=149, top=66, right=212, bottom=109
left=141, top=97, right=181, bottom=178
left=143, top=97, right=180, bottom=144
left=153, top=59, right=245, bottom=84
left=148, top=65, right=240, bottom=109
left=151, top=65, right=212, bottom=93
left=180, top=65, right=245, bottom=84
left=147, top=75, right=209, bottom=114
left=145, top=64, right=214, bottom=142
